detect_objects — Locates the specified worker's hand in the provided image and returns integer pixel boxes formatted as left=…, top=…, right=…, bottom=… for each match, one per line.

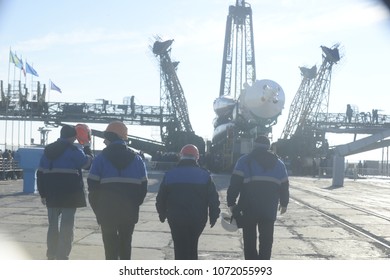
left=210, top=218, right=217, bottom=228
left=159, top=215, right=166, bottom=223
left=41, top=198, right=46, bottom=206
left=83, top=145, right=93, bottom=157
left=279, top=205, right=287, bottom=214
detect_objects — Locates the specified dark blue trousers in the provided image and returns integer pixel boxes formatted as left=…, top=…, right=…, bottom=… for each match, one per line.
left=168, top=221, right=204, bottom=260
left=242, top=218, right=275, bottom=260
left=100, top=223, right=135, bottom=260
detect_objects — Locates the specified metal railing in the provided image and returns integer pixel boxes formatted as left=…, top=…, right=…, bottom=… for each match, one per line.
left=0, top=159, right=23, bottom=180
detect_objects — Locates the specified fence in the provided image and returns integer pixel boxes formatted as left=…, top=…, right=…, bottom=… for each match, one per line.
left=317, top=165, right=390, bottom=180
left=0, top=159, right=23, bottom=180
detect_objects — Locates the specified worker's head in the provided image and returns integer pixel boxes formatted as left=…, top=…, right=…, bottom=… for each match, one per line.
left=104, top=121, right=128, bottom=143
left=60, top=125, right=77, bottom=140
left=254, top=135, right=270, bottom=150
left=180, top=144, right=199, bottom=161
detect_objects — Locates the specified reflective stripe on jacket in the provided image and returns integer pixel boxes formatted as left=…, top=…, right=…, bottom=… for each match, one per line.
left=37, top=138, right=91, bottom=208
left=156, top=160, right=220, bottom=227
left=227, top=151, right=289, bottom=221
left=87, top=141, right=147, bottom=225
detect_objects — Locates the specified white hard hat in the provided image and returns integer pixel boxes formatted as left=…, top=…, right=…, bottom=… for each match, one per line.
left=220, top=212, right=238, bottom=232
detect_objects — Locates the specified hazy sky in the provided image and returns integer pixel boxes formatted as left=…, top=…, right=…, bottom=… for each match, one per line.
left=1, top=0, right=390, bottom=160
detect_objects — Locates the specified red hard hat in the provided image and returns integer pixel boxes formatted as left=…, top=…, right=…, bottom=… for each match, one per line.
left=180, top=144, right=199, bottom=160
left=75, top=124, right=91, bottom=145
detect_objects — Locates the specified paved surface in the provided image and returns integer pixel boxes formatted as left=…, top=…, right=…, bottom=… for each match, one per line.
left=1, top=172, right=390, bottom=260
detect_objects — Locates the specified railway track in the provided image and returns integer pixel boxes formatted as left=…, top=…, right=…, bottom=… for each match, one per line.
left=290, top=183, right=390, bottom=253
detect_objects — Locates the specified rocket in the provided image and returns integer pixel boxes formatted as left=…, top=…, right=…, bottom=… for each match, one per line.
left=212, top=79, right=285, bottom=142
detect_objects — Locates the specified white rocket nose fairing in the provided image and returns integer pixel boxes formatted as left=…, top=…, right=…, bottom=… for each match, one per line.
left=240, top=79, right=285, bottom=119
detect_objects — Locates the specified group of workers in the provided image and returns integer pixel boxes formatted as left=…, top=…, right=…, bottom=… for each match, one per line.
left=346, top=104, right=380, bottom=124
left=36, top=121, right=289, bottom=260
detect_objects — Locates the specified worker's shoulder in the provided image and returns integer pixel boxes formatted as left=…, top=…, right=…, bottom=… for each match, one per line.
left=234, top=153, right=251, bottom=167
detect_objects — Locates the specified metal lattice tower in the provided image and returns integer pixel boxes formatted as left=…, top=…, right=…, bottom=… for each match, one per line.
left=152, top=39, right=193, bottom=142
left=219, top=0, right=256, bottom=98
left=281, top=45, right=340, bottom=139
left=280, top=65, right=317, bottom=139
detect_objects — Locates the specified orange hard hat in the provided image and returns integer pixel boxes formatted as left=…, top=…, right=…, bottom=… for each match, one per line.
left=105, top=121, right=128, bottom=140
left=75, top=124, right=91, bottom=145
left=180, top=144, right=199, bottom=160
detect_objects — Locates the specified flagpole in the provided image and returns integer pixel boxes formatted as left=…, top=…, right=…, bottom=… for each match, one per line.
left=29, top=61, right=34, bottom=100
left=31, top=72, right=34, bottom=101
left=24, top=58, right=27, bottom=88
left=6, top=50, right=18, bottom=151
left=11, top=119, right=14, bottom=150
left=18, top=119, right=20, bottom=148
left=48, top=80, right=51, bottom=102
left=21, top=55, right=26, bottom=83
left=25, top=60, right=29, bottom=147
left=13, top=54, right=16, bottom=87
left=18, top=55, right=22, bottom=81
left=6, top=48, right=11, bottom=150
left=30, top=119, right=33, bottom=145
left=24, top=118, right=27, bottom=146
left=7, top=48, right=11, bottom=87
left=16, top=55, right=22, bottom=150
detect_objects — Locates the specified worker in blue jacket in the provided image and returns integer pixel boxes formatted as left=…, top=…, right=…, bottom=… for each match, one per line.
left=156, top=144, right=221, bottom=260
left=227, top=135, right=289, bottom=260
left=37, top=125, right=93, bottom=260
left=87, top=121, right=147, bottom=260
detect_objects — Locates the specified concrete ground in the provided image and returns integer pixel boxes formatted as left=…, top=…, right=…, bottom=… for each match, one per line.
left=1, top=172, right=390, bottom=260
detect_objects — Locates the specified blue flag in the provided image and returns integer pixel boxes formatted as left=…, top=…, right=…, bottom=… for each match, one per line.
left=50, top=80, right=62, bottom=93
left=26, top=62, right=39, bottom=77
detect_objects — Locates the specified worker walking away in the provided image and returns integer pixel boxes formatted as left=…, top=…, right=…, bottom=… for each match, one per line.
left=227, top=135, right=289, bottom=260
left=87, top=121, right=147, bottom=260
left=36, top=125, right=93, bottom=260
left=156, top=144, right=221, bottom=260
